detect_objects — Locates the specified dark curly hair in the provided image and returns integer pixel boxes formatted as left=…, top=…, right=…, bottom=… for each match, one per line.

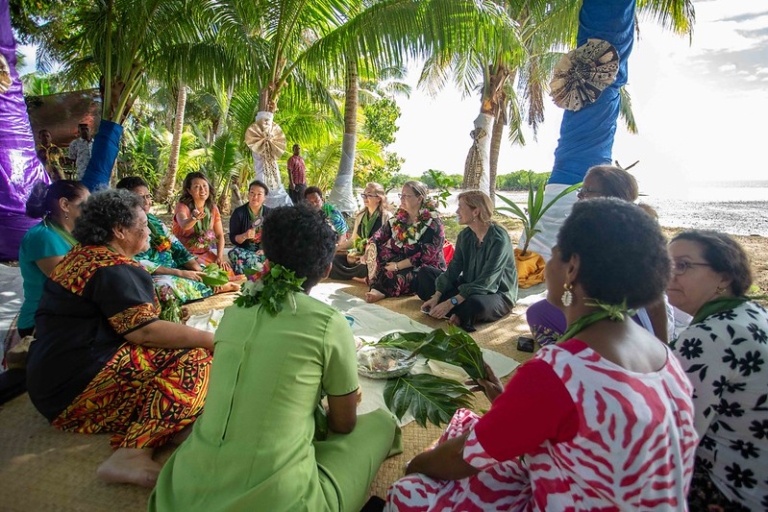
left=557, top=198, right=670, bottom=309
left=72, top=189, right=144, bottom=246
left=671, top=230, right=753, bottom=296
left=179, top=172, right=216, bottom=211
left=115, top=176, right=149, bottom=191
left=25, top=180, right=88, bottom=219
left=304, top=186, right=323, bottom=200
left=261, top=203, right=337, bottom=291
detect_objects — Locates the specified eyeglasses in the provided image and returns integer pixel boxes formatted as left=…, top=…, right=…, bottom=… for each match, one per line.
left=360, top=193, right=378, bottom=199
left=398, top=194, right=416, bottom=199
left=671, top=260, right=711, bottom=276
left=577, top=187, right=604, bottom=199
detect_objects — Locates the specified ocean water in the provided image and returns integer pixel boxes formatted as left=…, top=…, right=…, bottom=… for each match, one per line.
left=387, top=180, right=768, bottom=237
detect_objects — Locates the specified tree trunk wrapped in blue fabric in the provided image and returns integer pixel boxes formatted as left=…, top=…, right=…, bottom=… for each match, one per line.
left=525, top=0, right=636, bottom=261
left=80, top=119, right=123, bottom=192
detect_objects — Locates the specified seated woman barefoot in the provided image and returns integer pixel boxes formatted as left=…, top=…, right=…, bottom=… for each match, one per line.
left=330, top=181, right=391, bottom=281
left=668, top=230, right=768, bottom=511
left=418, top=191, right=517, bottom=332
left=228, top=179, right=271, bottom=275
left=526, top=165, right=672, bottom=345
left=150, top=203, right=400, bottom=512
left=25, top=189, right=215, bottom=488
left=385, top=199, right=696, bottom=511
left=366, top=180, right=445, bottom=303
left=172, top=171, right=233, bottom=275
left=116, top=177, right=237, bottom=303
left=18, top=180, right=88, bottom=338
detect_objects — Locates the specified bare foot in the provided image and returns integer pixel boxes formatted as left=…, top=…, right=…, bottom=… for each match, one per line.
left=365, top=289, right=385, bottom=303
left=96, top=448, right=161, bottom=488
left=214, top=282, right=240, bottom=294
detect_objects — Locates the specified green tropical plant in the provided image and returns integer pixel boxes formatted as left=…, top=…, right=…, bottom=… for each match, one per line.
left=496, top=174, right=581, bottom=255
left=384, top=374, right=473, bottom=427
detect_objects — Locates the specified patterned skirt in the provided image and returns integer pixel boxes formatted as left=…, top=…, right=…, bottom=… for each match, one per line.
left=52, top=343, right=212, bottom=449
left=228, top=246, right=266, bottom=276
left=153, top=275, right=213, bottom=304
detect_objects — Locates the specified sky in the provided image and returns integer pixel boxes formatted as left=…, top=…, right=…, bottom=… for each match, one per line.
left=388, top=0, right=768, bottom=197
left=16, top=0, right=767, bottom=197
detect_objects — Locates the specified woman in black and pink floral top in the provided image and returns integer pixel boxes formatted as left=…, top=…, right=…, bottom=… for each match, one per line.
left=365, top=180, right=445, bottom=303
left=669, top=230, right=768, bottom=511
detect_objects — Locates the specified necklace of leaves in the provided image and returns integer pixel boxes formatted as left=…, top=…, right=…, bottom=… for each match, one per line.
left=556, top=298, right=635, bottom=343
left=234, top=262, right=306, bottom=316
left=391, top=199, right=438, bottom=247
left=192, top=204, right=211, bottom=234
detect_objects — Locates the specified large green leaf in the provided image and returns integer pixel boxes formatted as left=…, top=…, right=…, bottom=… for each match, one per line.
left=384, top=374, right=473, bottom=427
left=375, top=326, right=487, bottom=382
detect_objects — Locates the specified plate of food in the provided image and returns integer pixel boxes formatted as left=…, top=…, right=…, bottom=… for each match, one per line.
left=357, top=346, right=415, bottom=379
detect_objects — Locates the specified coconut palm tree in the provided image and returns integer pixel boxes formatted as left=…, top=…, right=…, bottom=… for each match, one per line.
left=420, top=0, right=694, bottom=198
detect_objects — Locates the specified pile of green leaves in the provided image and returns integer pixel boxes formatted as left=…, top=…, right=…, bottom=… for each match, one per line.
left=375, top=326, right=488, bottom=381
left=373, top=326, right=489, bottom=427
left=158, top=295, right=182, bottom=323
left=200, top=263, right=230, bottom=287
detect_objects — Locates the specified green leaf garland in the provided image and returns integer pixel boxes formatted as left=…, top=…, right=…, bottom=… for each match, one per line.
left=234, top=262, right=306, bottom=316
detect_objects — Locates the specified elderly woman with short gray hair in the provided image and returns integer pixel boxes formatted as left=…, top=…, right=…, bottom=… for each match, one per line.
left=26, top=189, right=214, bottom=488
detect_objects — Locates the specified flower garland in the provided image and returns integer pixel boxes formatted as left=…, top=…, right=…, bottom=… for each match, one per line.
left=234, top=260, right=307, bottom=315
left=156, top=285, right=182, bottom=323
left=557, top=298, right=635, bottom=343
left=390, top=198, right=439, bottom=247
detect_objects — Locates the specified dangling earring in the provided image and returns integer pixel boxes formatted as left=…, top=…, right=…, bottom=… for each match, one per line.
left=561, top=283, right=574, bottom=307
left=65, top=213, right=69, bottom=220
left=716, top=286, right=725, bottom=295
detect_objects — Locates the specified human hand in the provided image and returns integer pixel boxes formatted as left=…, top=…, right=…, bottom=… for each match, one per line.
left=245, top=228, right=256, bottom=240
left=216, top=257, right=231, bottom=271
left=429, top=300, right=453, bottom=320
left=192, top=209, right=206, bottom=221
left=180, top=270, right=204, bottom=281
left=385, top=262, right=399, bottom=273
left=421, top=296, right=439, bottom=313
left=466, top=362, right=503, bottom=402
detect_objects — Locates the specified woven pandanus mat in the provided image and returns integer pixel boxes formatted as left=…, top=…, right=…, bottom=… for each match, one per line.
left=0, top=280, right=536, bottom=510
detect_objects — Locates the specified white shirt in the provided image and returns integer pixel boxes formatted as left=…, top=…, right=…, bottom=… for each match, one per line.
left=68, top=138, right=92, bottom=180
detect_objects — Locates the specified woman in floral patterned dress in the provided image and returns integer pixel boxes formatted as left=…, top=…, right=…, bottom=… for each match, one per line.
left=228, top=180, right=271, bottom=275
left=117, top=177, right=237, bottom=304
left=365, top=180, right=445, bottom=303
left=172, top=172, right=232, bottom=274
left=668, top=230, right=768, bottom=511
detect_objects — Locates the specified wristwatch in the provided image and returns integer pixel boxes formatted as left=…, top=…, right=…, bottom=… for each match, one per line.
left=450, top=297, right=459, bottom=306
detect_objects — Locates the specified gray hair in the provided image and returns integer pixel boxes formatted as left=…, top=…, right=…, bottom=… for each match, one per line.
left=73, top=189, right=144, bottom=246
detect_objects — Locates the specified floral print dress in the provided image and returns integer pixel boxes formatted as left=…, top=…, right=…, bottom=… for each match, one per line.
left=369, top=206, right=446, bottom=298
left=135, top=213, right=213, bottom=304
left=671, top=301, right=768, bottom=510
left=172, top=202, right=222, bottom=267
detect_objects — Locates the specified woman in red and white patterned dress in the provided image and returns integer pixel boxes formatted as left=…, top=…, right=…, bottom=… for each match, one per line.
left=385, top=199, right=699, bottom=511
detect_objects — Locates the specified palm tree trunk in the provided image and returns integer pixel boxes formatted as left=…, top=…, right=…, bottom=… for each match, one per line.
left=328, top=58, right=358, bottom=215
left=488, top=111, right=504, bottom=203
left=463, top=64, right=509, bottom=195
left=157, top=83, right=187, bottom=204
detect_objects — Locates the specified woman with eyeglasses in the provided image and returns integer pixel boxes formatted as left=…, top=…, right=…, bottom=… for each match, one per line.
left=330, top=182, right=391, bottom=281
left=365, top=180, right=446, bottom=303
left=116, top=177, right=238, bottom=304
left=385, top=199, right=696, bottom=510
left=228, top=180, right=272, bottom=275
left=668, top=230, right=767, bottom=511
left=526, top=165, right=672, bottom=346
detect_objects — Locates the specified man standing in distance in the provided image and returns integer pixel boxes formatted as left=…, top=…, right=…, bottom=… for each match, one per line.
left=68, top=123, right=92, bottom=181
left=287, top=144, right=307, bottom=204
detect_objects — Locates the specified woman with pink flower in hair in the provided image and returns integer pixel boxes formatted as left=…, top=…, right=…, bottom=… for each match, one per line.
left=172, top=172, right=232, bottom=275
left=365, top=180, right=446, bottom=303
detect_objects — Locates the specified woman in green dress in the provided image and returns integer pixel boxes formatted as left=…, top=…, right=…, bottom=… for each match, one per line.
left=150, top=202, right=400, bottom=512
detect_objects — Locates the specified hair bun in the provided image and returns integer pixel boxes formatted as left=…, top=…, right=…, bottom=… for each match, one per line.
left=25, top=181, right=50, bottom=219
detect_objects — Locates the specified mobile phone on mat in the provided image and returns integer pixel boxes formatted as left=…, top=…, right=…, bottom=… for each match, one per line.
left=517, top=336, right=535, bottom=353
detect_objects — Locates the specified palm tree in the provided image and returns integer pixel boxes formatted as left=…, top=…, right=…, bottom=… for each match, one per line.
left=420, top=0, right=695, bottom=198
left=208, top=0, right=519, bottom=205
